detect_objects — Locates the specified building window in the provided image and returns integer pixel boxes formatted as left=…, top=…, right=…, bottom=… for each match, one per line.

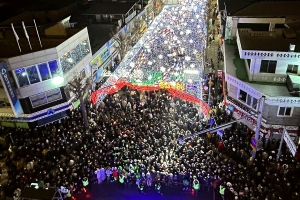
left=48, top=60, right=61, bottom=77
left=260, top=60, right=277, bottom=73
left=14, top=68, right=29, bottom=87
left=238, top=89, right=257, bottom=109
left=60, top=39, right=90, bottom=74
left=278, top=107, right=292, bottom=116
left=287, top=64, right=298, bottom=74
left=14, top=60, right=62, bottom=88
left=30, top=88, right=62, bottom=108
left=38, top=63, right=51, bottom=81
left=26, top=66, right=40, bottom=84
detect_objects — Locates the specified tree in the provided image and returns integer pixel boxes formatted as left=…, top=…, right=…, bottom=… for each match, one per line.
left=110, top=27, right=130, bottom=59
left=68, top=77, right=91, bottom=129
left=153, top=0, right=164, bottom=16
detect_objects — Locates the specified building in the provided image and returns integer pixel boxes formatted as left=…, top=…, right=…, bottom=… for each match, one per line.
left=0, top=16, right=92, bottom=128
left=221, top=0, right=300, bottom=142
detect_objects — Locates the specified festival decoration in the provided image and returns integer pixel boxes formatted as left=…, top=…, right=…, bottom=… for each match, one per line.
left=90, top=79, right=209, bottom=115
left=92, top=0, right=209, bottom=113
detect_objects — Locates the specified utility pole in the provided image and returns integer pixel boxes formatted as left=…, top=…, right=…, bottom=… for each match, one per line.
left=252, top=96, right=265, bottom=159
left=69, top=77, right=91, bottom=129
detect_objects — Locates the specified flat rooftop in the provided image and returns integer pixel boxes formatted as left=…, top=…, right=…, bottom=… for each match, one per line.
left=82, top=2, right=136, bottom=15
left=224, top=43, right=293, bottom=97
left=0, top=27, right=83, bottom=58
left=239, top=30, right=300, bottom=53
left=87, top=24, right=115, bottom=55
left=233, top=1, right=300, bottom=17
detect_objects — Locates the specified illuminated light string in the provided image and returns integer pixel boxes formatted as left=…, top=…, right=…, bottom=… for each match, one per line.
left=94, top=0, right=209, bottom=111
left=90, top=80, right=209, bottom=115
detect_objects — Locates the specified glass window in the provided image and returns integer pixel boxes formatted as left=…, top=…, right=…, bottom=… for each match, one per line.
left=38, top=63, right=51, bottom=81
left=287, top=65, right=298, bottom=74
left=26, top=66, right=40, bottom=84
left=60, top=39, right=90, bottom=74
left=46, top=88, right=62, bottom=103
left=30, top=93, right=47, bottom=108
left=80, top=39, right=90, bottom=57
left=14, top=68, right=29, bottom=87
left=252, top=98, right=257, bottom=109
left=30, top=88, right=62, bottom=108
left=48, top=60, right=61, bottom=77
left=278, top=107, right=292, bottom=116
left=239, top=90, right=247, bottom=102
left=260, top=60, right=277, bottom=73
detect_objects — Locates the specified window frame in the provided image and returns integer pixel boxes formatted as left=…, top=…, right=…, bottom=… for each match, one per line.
left=260, top=60, right=277, bottom=73
left=14, top=68, right=31, bottom=88
left=286, top=64, right=298, bottom=74
left=277, top=106, right=293, bottom=117
left=14, top=60, right=61, bottom=88
left=238, top=89, right=258, bottom=110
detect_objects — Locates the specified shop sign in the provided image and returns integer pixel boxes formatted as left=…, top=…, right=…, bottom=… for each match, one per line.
left=0, top=62, right=23, bottom=116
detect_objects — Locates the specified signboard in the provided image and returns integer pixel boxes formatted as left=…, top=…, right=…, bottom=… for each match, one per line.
left=283, top=129, right=297, bottom=156
left=0, top=61, right=23, bottom=116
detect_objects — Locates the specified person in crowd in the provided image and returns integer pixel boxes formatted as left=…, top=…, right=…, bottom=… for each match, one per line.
left=0, top=71, right=299, bottom=200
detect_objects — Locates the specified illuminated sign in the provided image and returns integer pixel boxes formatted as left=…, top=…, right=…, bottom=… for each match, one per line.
left=0, top=62, right=23, bottom=116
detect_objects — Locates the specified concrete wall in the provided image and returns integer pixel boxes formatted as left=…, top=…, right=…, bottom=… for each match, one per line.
left=230, top=17, right=285, bottom=39
left=248, top=58, right=300, bottom=82
left=264, top=104, right=300, bottom=126
left=228, top=83, right=238, bottom=99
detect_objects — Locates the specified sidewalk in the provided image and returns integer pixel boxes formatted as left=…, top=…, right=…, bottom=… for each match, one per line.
left=204, top=0, right=224, bottom=75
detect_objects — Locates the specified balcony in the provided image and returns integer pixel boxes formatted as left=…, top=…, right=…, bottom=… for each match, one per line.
left=236, top=29, right=300, bottom=60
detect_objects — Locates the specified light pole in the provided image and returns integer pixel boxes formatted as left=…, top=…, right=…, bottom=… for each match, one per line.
left=208, top=77, right=214, bottom=106
left=252, top=96, right=265, bottom=159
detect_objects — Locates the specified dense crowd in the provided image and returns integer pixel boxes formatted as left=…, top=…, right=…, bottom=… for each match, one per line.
left=0, top=71, right=299, bottom=200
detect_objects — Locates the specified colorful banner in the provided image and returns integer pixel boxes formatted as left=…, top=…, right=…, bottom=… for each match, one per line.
left=90, top=79, right=209, bottom=115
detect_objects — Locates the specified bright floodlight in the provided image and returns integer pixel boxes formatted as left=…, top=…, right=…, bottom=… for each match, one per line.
left=52, top=76, right=64, bottom=85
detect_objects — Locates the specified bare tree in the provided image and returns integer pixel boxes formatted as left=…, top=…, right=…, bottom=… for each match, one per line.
left=130, top=18, right=144, bottom=46
left=110, top=27, right=130, bottom=59
left=68, top=77, right=91, bottom=129
left=153, top=0, right=164, bottom=16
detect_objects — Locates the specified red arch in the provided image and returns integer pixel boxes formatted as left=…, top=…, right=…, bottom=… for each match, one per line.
left=90, top=80, right=209, bottom=115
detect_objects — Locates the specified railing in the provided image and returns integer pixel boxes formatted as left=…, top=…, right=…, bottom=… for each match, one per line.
left=226, top=74, right=300, bottom=106
left=225, top=73, right=262, bottom=98
left=236, top=30, right=300, bottom=60
left=238, top=29, right=276, bottom=37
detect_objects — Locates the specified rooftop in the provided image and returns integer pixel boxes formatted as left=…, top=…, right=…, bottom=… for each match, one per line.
left=238, top=29, right=300, bottom=52
left=0, top=26, right=83, bottom=58
left=87, top=24, right=115, bottom=55
left=224, top=42, right=293, bottom=97
left=82, top=2, right=136, bottom=15
left=218, top=0, right=300, bottom=17
left=233, top=1, right=300, bottom=17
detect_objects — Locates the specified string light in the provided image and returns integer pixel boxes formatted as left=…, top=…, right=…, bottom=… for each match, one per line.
left=94, top=0, right=209, bottom=110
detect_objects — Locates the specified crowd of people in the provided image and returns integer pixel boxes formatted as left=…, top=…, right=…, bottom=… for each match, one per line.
left=0, top=69, right=299, bottom=200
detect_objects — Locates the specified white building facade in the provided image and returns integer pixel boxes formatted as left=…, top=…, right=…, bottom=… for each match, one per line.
left=0, top=27, right=92, bottom=128
left=223, top=14, right=300, bottom=140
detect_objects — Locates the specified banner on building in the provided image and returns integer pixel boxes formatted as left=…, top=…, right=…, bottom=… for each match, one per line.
left=0, top=61, right=23, bottom=116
